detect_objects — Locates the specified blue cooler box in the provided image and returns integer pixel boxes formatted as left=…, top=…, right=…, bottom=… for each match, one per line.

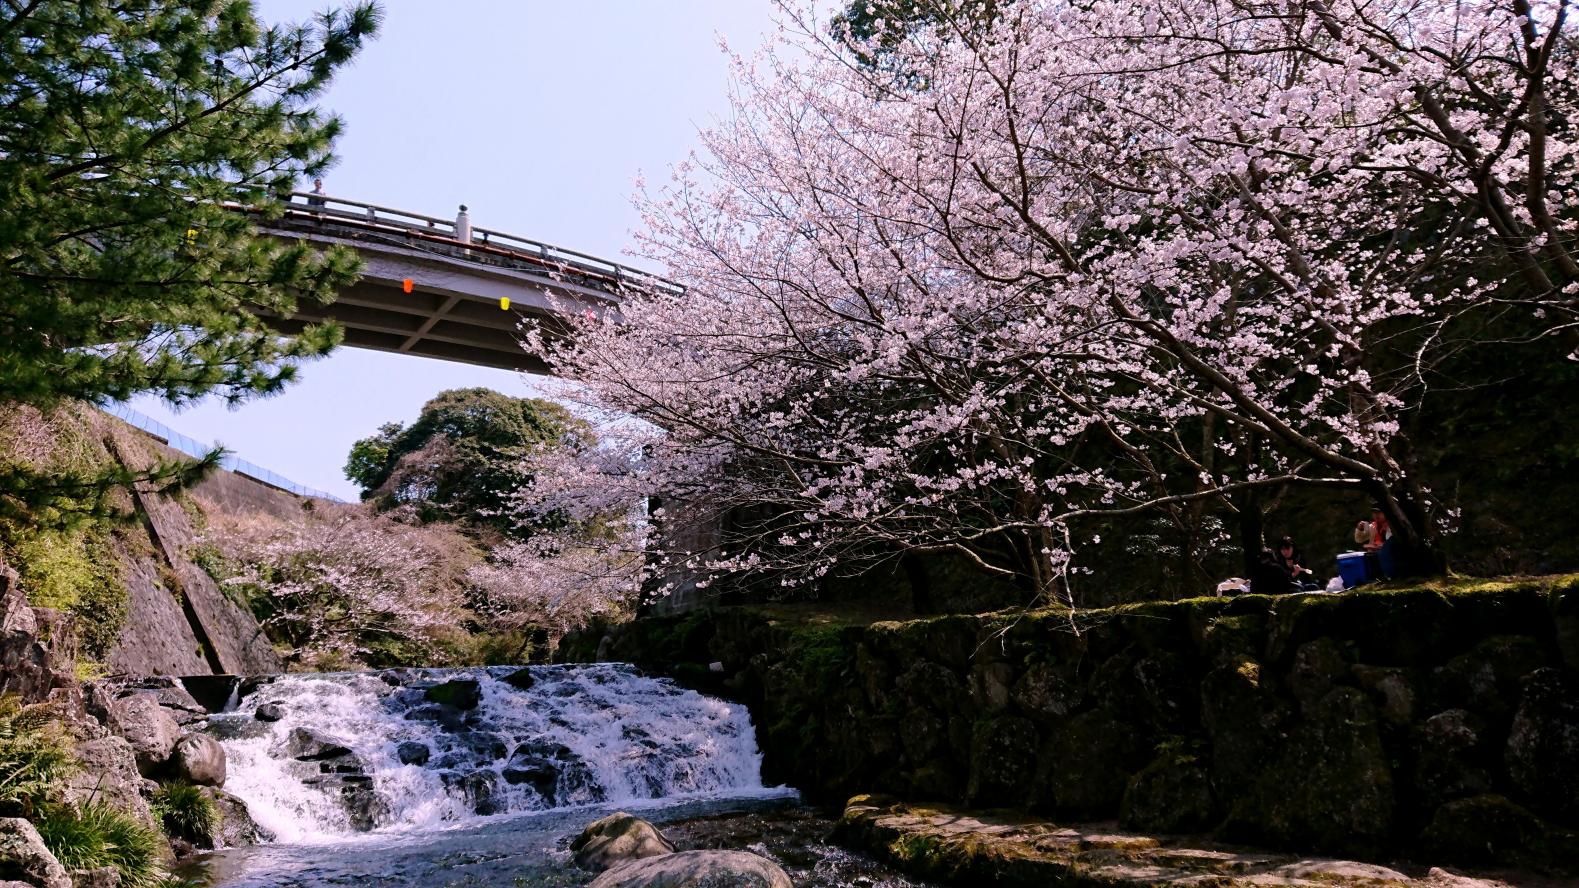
left=1336, top=551, right=1370, bottom=589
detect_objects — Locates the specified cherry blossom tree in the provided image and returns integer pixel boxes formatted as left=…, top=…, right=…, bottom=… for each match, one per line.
left=527, top=0, right=1577, bottom=606
left=203, top=508, right=473, bottom=668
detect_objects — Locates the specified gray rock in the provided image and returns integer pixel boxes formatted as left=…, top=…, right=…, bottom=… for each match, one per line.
left=254, top=702, right=285, bottom=722
left=0, top=818, right=70, bottom=888
left=67, top=867, right=120, bottom=888
left=0, top=631, right=52, bottom=704
left=396, top=741, right=430, bottom=766
left=278, top=727, right=351, bottom=761
left=588, top=850, right=791, bottom=888
left=170, top=733, right=227, bottom=786
left=115, top=677, right=206, bottom=725
left=201, top=788, right=274, bottom=848
left=61, top=737, right=157, bottom=830
left=571, top=812, right=676, bottom=872
left=0, top=570, right=36, bottom=636
left=108, top=693, right=181, bottom=775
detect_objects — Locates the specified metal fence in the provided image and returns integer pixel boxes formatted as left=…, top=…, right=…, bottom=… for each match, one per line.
left=99, top=402, right=345, bottom=502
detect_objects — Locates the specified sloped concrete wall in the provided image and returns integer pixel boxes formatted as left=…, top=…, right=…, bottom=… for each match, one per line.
left=98, top=415, right=285, bottom=676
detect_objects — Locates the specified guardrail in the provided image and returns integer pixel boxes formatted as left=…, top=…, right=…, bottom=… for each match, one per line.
left=266, top=192, right=686, bottom=298
left=100, top=402, right=346, bottom=503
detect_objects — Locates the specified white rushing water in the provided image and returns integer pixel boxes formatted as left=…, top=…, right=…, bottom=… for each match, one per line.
left=209, top=664, right=776, bottom=843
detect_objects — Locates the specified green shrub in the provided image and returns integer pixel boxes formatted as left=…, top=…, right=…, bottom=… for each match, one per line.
left=150, top=782, right=218, bottom=846
left=35, top=801, right=165, bottom=888
left=0, top=696, right=74, bottom=815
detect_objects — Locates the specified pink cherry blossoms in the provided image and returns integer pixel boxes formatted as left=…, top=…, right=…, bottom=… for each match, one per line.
left=524, top=0, right=1578, bottom=607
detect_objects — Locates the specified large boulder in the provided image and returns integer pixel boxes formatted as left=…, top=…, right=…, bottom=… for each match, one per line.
left=0, top=818, right=70, bottom=888
left=108, top=693, right=181, bottom=775
left=1505, top=668, right=1579, bottom=821
left=571, top=812, right=676, bottom=872
left=588, top=850, right=791, bottom=888
left=61, top=737, right=157, bottom=830
left=170, top=733, right=227, bottom=787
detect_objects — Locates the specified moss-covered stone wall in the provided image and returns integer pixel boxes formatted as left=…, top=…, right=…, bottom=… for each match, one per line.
left=559, top=578, right=1579, bottom=872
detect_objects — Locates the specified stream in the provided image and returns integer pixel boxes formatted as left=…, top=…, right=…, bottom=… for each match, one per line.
left=181, top=664, right=936, bottom=887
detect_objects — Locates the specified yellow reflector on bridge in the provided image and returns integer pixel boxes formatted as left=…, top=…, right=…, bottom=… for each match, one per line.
left=499, top=297, right=510, bottom=311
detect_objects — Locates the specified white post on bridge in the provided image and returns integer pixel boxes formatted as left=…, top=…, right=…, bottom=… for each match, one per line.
left=455, top=204, right=473, bottom=255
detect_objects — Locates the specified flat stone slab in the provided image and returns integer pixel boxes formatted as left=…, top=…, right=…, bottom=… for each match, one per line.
left=835, top=796, right=1535, bottom=888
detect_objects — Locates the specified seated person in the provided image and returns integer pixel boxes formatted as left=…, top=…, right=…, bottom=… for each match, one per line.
left=1274, top=535, right=1321, bottom=591
left=1354, top=504, right=1395, bottom=579
left=1250, top=548, right=1295, bottom=596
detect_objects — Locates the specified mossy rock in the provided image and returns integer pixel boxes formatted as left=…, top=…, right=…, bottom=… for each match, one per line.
left=1189, top=611, right=1266, bottom=666
left=1429, top=634, right=1550, bottom=723
left=1226, top=687, right=1395, bottom=857
left=1120, top=746, right=1218, bottom=834
left=965, top=716, right=1038, bottom=807
left=1199, top=654, right=1289, bottom=800
left=1034, top=706, right=1148, bottom=817
left=1418, top=794, right=1560, bottom=869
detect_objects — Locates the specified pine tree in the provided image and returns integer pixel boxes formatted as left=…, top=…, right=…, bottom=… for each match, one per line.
left=0, top=1, right=381, bottom=524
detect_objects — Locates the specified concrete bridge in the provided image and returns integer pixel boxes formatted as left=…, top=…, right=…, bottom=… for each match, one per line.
left=254, top=193, right=680, bottom=372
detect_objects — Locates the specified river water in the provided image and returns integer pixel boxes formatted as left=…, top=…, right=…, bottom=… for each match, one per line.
left=182, top=664, right=934, bottom=887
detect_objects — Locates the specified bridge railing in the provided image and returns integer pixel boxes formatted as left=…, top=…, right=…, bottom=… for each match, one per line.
left=271, top=193, right=685, bottom=298
left=100, top=402, right=346, bottom=503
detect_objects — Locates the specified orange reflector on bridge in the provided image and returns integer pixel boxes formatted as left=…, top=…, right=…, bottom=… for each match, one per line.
left=402, top=278, right=414, bottom=293
left=499, top=297, right=510, bottom=311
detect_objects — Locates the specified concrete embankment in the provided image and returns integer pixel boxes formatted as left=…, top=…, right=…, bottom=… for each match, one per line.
left=559, top=577, right=1579, bottom=874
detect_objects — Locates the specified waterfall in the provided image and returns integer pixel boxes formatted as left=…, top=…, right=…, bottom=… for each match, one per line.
left=208, top=664, right=774, bottom=842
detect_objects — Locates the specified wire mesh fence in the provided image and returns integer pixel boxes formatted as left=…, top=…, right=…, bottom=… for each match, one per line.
left=99, top=402, right=345, bottom=502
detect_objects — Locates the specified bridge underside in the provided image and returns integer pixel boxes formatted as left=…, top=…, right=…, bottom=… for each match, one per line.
left=270, top=280, right=553, bottom=373
left=259, top=217, right=624, bottom=373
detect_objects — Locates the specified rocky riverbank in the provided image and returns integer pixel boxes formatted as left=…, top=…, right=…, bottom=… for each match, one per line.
left=0, top=559, right=267, bottom=887
left=559, top=576, right=1579, bottom=874
left=834, top=795, right=1558, bottom=888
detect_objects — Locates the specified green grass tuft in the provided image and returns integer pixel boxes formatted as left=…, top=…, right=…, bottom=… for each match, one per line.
left=150, top=781, right=219, bottom=846
left=0, top=695, right=74, bottom=815
left=35, top=801, right=166, bottom=888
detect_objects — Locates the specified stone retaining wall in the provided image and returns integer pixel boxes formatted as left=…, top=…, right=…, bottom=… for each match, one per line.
left=559, top=579, right=1579, bottom=872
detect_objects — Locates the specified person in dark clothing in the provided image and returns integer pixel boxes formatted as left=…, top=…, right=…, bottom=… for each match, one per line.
left=1250, top=548, right=1295, bottom=595
left=1274, top=535, right=1321, bottom=591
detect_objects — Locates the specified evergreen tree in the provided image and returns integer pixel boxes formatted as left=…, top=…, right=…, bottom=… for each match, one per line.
left=345, top=388, right=589, bottom=537
left=0, top=1, right=381, bottom=525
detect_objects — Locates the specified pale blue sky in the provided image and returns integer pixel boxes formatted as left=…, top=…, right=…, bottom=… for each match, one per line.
left=128, top=0, right=780, bottom=500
